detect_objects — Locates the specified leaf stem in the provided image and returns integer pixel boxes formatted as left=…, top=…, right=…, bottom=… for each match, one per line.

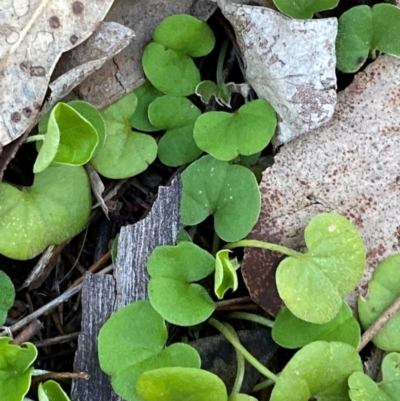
left=226, top=312, right=274, bottom=328
left=25, top=135, right=45, bottom=143
left=253, top=378, right=275, bottom=392
left=216, top=39, right=229, bottom=87
left=224, top=322, right=245, bottom=394
left=212, top=232, right=220, bottom=256
left=224, top=239, right=303, bottom=259
left=208, top=318, right=279, bottom=383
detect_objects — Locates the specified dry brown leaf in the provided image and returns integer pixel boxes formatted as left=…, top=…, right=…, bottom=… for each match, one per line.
left=0, top=0, right=115, bottom=147
left=242, top=55, right=400, bottom=316
left=217, top=0, right=337, bottom=145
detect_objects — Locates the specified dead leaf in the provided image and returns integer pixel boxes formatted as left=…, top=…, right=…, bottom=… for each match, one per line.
left=242, top=54, right=400, bottom=316
left=217, top=0, right=337, bottom=145
left=0, top=0, right=115, bottom=147
left=86, top=163, right=109, bottom=219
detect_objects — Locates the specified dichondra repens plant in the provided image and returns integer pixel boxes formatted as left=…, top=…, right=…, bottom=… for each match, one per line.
left=3, top=3, right=400, bottom=401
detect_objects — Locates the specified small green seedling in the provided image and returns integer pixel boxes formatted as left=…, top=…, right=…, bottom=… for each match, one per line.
left=147, top=241, right=216, bottom=326
left=129, top=81, right=163, bottom=132
left=91, top=91, right=157, bottom=179
left=0, top=337, right=37, bottom=401
left=348, top=352, right=400, bottom=401
left=136, top=367, right=228, bottom=401
left=180, top=155, right=261, bottom=242
left=272, top=303, right=361, bottom=349
left=214, top=250, right=240, bottom=300
left=270, top=341, right=363, bottom=401
left=33, top=101, right=104, bottom=173
left=142, top=14, right=215, bottom=96
left=358, top=254, right=400, bottom=351
left=194, top=99, right=276, bottom=162
left=0, top=165, right=91, bottom=260
left=38, top=380, right=71, bottom=401
left=336, top=4, right=400, bottom=73
left=98, top=301, right=200, bottom=401
left=0, top=271, right=15, bottom=326
left=272, top=0, right=339, bottom=19
left=195, top=80, right=234, bottom=108
left=148, top=95, right=203, bottom=166
left=226, top=213, right=366, bottom=324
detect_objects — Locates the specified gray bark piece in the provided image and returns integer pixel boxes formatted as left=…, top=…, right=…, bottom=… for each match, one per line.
left=72, top=177, right=182, bottom=401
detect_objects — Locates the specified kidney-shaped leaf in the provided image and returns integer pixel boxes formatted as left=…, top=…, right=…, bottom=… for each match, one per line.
left=273, top=0, right=339, bottom=19
left=0, top=165, right=91, bottom=260
left=153, top=14, right=215, bottom=58
left=348, top=352, right=400, bottom=401
left=358, top=254, right=400, bottom=351
left=98, top=301, right=167, bottom=377
left=194, top=100, right=276, bottom=161
left=91, top=91, right=157, bottom=179
left=0, top=337, right=37, bottom=401
left=181, top=155, right=261, bottom=242
left=112, top=343, right=201, bottom=401
left=38, top=380, right=70, bottom=401
left=147, top=241, right=215, bottom=326
left=270, top=341, right=363, bottom=401
left=0, top=271, right=15, bottom=326
left=142, top=42, right=201, bottom=96
left=136, top=367, right=228, bottom=401
left=272, top=303, right=361, bottom=349
left=34, top=103, right=99, bottom=173
left=336, top=4, right=400, bottom=73
left=129, top=81, right=163, bottom=132
left=276, top=213, right=366, bottom=324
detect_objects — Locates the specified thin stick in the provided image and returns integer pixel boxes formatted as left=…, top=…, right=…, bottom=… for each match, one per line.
left=12, top=319, right=43, bottom=344
left=31, top=371, right=89, bottom=385
left=33, top=332, right=80, bottom=348
left=358, top=294, right=400, bottom=352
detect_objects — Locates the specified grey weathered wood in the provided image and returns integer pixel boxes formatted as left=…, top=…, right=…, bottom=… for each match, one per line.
left=72, top=177, right=182, bottom=401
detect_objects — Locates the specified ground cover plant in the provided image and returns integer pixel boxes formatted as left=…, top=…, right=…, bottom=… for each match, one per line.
left=2, top=2, right=400, bottom=400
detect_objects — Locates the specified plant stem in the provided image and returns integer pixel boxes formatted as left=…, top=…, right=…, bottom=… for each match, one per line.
left=226, top=312, right=274, bottom=328
left=208, top=318, right=279, bottom=383
left=370, top=48, right=377, bottom=60
left=224, top=239, right=303, bottom=259
left=253, top=378, right=275, bottom=392
left=25, top=135, right=45, bottom=143
left=358, top=294, right=400, bottom=352
left=216, top=39, right=229, bottom=87
left=224, top=322, right=245, bottom=394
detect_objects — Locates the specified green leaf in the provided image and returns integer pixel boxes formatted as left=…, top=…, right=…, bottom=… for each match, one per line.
left=112, top=343, right=201, bottom=401
left=336, top=4, right=400, bottom=73
left=136, top=367, right=228, bottom=401
left=193, top=100, right=276, bottom=161
left=358, top=254, right=400, bottom=351
left=195, top=81, right=237, bottom=108
left=272, top=303, right=361, bottom=349
left=228, top=395, right=258, bottom=401
left=98, top=301, right=167, bottom=377
left=276, top=213, right=366, bottom=324
left=181, top=155, right=261, bottom=242
left=270, top=341, right=363, bottom=401
left=91, top=91, right=157, bottom=179
left=0, top=165, right=91, bottom=260
left=129, top=81, right=164, bottom=132
left=147, top=241, right=215, bottom=326
left=214, top=250, right=240, bottom=300
left=272, top=0, right=339, bottom=19
left=67, top=100, right=106, bottom=158
left=38, top=380, right=70, bottom=401
left=176, top=230, right=192, bottom=243
left=34, top=103, right=99, bottom=173
left=148, top=95, right=202, bottom=166
left=0, top=337, right=37, bottom=401
left=0, top=271, right=15, bottom=326
left=348, top=353, right=400, bottom=401
left=142, top=42, right=201, bottom=96
left=148, top=95, right=201, bottom=129
left=152, top=14, right=215, bottom=58
left=111, top=235, right=119, bottom=265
